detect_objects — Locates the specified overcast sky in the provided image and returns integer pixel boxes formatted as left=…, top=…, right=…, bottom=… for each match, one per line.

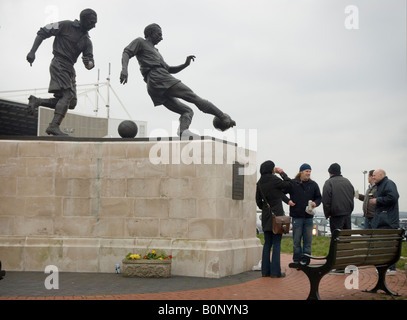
left=1, top=0, right=406, bottom=212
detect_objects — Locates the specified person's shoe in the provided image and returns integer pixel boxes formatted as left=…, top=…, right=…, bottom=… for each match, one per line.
left=261, top=274, right=270, bottom=277
left=46, top=123, right=69, bottom=136
left=270, top=272, right=286, bottom=278
left=386, top=269, right=397, bottom=276
left=27, top=95, right=40, bottom=115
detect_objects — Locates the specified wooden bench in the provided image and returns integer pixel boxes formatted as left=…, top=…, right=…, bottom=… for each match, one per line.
left=289, top=228, right=405, bottom=300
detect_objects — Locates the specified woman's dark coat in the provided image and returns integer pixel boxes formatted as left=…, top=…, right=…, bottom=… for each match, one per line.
left=256, top=161, right=292, bottom=232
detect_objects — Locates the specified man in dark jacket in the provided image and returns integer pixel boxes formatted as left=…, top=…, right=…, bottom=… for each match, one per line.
left=256, top=160, right=292, bottom=278
left=322, top=163, right=354, bottom=232
left=283, top=163, right=322, bottom=263
left=370, top=169, right=399, bottom=229
left=369, top=169, right=399, bottom=274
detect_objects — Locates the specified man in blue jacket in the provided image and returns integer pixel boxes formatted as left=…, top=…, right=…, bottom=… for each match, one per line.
left=370, top=169, right=400, bottom=230
left=370, top=169, right=399, bottom=274
left=283, top=163, right=322, bottom=264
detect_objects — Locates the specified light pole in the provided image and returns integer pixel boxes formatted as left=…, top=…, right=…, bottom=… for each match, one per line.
left=362, top=170, right=367, bottom=192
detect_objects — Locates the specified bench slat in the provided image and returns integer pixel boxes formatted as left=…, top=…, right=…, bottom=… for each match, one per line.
left=336, top=246, right=398, bottom=258
left=337, top=235, right=402, bottom=243
left=337, top=229, right=404, bottom=236
left=333, top=253, right=398, bottom=268
left=337, top=240, right=400, bottom=250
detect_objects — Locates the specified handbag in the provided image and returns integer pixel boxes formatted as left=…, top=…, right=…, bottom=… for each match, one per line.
left=272, top=214, right=291, bottom=235
left=257, top=183, right=291, bottom=234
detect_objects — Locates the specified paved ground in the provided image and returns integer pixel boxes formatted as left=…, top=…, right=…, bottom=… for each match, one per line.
left=1, top=254, right=405, bottom=301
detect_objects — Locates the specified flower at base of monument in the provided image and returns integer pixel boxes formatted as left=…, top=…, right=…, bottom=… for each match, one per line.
left=127, top=254, right=141, bottom=260
left=125, top=250, right=172, bottom=260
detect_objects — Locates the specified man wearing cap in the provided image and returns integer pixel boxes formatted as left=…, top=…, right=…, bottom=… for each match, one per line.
left=322, top=163, right=355, bottom=233
left=283, top=163, right=322, bottom=265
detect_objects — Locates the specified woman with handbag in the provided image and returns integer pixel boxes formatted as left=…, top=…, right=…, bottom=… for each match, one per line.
left=256, top=160, right=292, bottom=278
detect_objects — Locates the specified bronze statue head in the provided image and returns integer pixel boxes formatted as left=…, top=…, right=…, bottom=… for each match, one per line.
left=144, top=23, right=162, bottom=45
left=80, top=8, right=97, bottom=32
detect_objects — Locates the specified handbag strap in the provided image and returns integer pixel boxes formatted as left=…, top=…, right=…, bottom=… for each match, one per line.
left=257, top=183, right=271, bottom=210
left=258, top=182, right=283, bottom=218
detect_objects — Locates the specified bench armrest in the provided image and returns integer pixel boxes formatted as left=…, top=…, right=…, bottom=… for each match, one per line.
left=299, top=254, right=327, bottom=266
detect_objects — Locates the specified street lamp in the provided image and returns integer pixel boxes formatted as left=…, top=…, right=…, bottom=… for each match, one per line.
left=362, top=170, right=367, bottom=192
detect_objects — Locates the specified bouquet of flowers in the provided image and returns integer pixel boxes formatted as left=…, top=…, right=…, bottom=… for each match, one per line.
left=125, top=250, right=172, bottom=261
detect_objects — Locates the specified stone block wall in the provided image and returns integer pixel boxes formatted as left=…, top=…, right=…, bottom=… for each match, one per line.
left=0, top=137, right=261, bottom=278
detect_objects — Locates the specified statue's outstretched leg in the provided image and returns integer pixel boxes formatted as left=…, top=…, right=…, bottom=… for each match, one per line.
left=196, top=99, right=236, bottom=129
left=167, top=82, right=236, bottom=130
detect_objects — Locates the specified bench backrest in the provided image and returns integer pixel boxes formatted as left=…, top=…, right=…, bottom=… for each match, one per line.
left=328, top=229, right=405, bottom=270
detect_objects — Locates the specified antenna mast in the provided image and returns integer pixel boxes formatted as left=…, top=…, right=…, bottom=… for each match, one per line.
left=106, top=63, right=111, bottom=119
left=94, top=68, right=100, bottom=116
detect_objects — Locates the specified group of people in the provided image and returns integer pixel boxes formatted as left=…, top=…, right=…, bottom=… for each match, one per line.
left=256, top=161, right=400, bottom=278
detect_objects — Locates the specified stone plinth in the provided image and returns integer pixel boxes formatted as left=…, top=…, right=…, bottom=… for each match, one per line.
left=0, top=136, right=261, bottom=278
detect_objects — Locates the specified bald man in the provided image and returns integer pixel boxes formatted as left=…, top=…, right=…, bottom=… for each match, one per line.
left=370, top=169, right=400, bottom=274
left=370, top=169, right=399, bottom=229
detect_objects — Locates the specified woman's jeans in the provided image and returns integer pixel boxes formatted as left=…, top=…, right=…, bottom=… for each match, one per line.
left=292, top=217, right=313, bottom=263
left=262, top=231, right=282, bottom=276
left=364, top=217, right=373, bottom=229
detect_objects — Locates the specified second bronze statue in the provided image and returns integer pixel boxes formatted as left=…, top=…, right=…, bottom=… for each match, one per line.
left=120, top=23, right=236, bottom=138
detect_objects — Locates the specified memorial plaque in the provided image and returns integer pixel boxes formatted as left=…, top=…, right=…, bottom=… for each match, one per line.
left=232, top=162, right=244, bottom=200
